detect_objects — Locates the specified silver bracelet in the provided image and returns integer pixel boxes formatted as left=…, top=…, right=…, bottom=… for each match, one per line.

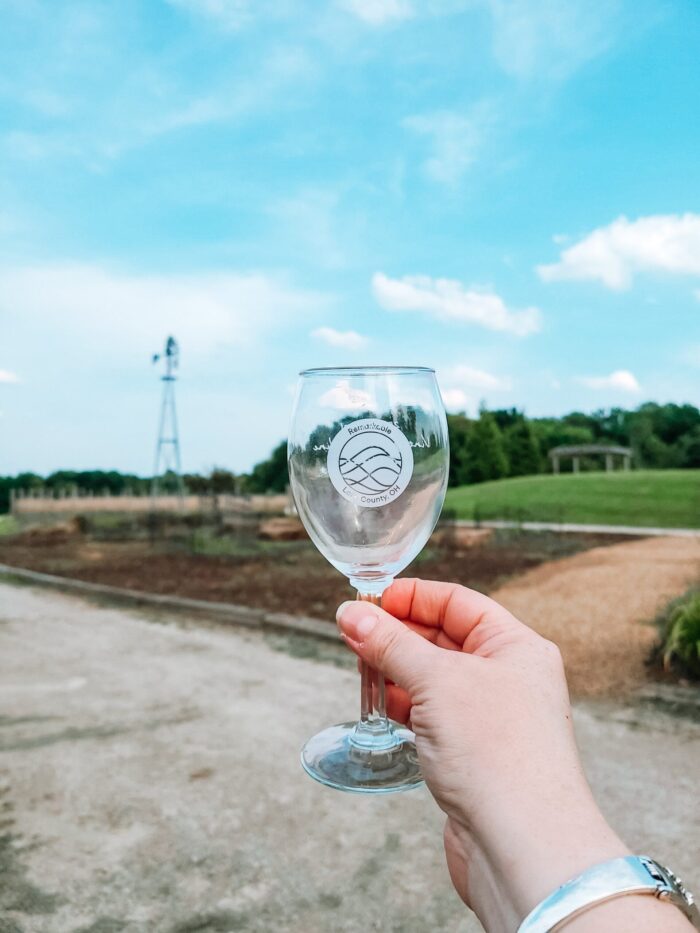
left=517, top=855, right=700, bottom=932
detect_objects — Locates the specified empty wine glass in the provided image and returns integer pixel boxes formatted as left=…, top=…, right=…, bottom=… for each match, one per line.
left=288, top=366, right=449, bottom=793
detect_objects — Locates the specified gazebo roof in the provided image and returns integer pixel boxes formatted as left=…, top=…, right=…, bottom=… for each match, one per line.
left=548, top=444, right=632, bottom=458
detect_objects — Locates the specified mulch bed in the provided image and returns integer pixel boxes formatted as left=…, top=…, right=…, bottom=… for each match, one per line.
left=0, top=529, right=634, bottom=622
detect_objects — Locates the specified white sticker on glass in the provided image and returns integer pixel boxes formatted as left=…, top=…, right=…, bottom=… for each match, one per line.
left=326, top=418, right=414, bottom=508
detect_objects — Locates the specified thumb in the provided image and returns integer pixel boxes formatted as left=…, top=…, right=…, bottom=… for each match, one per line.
left=336, top=600, right=441, bottom=693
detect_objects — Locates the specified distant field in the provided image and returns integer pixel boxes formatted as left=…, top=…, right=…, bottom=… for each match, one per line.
left=445, top=469, right=700, bottom=529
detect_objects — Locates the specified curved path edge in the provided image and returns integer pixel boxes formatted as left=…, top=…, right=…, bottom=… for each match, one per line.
left=453, top=519, right=700, bottom=536
left=0, top=561, right=339, bottom=643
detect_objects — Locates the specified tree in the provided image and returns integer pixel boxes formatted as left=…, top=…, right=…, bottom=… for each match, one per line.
left=562, top=411, right=600, bottom=437
left=183, top=473, right=209, bottom=495
left=246, top=440, right=289, bottom=493
left=593, top=407, right=629, bottom=445
left=209, top=468, right=237, bottom=494
left=505, top=419, right=542, bottom=477
left=531, top=420, right=595, bottom=456
left=491, top=408, right=524, bottom=432
left=447, top=414, right=472, bottom=486
left=678, top=425, right=700, bottom=468
left=464, top=411, right=508, bottom=484
left=629, top=416, right=677, bottom=468
left=635, top=402, right=700, bottom=446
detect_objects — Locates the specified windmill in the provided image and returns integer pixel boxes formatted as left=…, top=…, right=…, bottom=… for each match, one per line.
left=151, top=336, right=185, bottom=503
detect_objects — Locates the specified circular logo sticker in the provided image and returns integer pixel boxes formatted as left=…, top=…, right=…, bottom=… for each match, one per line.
left=327, top=418, right=414, bottom=508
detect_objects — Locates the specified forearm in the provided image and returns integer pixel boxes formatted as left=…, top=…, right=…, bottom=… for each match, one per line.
left=484, top=796, right=627, bottom=919
left=450, top=777, right=695, bottom=933
left=452, top=761, right=624, bottom=923
left=449, top=799, right=628, bottom=932
left=453, top=807, right=695, bottom=933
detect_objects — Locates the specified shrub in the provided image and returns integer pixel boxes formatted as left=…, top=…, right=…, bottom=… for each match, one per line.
left=655, top=589, right=700, bottom=679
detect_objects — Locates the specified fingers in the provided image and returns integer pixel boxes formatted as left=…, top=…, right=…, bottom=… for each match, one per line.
left=381, top=578, right=533, bottom=654
left=385, top=683, right=411, bottom=724
left=336, top=600, right=446, bottom=694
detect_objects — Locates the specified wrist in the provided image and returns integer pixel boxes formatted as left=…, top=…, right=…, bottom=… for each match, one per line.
left=449, top=785, right=630, bottom=931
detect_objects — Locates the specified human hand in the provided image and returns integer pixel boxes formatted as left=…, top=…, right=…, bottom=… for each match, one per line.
left=336, top=579, right=630, bottom=932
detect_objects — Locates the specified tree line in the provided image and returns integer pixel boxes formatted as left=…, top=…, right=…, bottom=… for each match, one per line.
left=0, top=454, right=290, bottom=514
left=448, top=401, right=700, bottom=486
left=3, top=402, right=699, bottom=511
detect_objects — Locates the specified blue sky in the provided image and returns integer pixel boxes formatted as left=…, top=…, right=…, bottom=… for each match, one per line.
left=2, top=0, right=700, bottom=475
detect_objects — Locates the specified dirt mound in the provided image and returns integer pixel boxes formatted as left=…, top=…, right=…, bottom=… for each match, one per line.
left=13, top=517, right=85, bottom=546
left=258, top=517, right=307, bottom=541
left=431, top=526, right=492, bottom=549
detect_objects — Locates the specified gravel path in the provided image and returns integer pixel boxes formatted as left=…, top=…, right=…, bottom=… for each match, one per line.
left=1, top=582, right=699, bottom=933
left=491, top=535, right=700, bottom=696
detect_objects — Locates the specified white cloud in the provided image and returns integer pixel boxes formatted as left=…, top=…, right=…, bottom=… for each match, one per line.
left=1, top=31, right=316, bottom=171
left=22, top=87, right=73, bottom=118
left=538, top=214, right=700, bottom=290
left=485, top=0, right=622, bottom=81
left=403, top=107, right=489, bottom=186
left=149, top=48, right=314, bottom=141
left=319, top=380, right=373, bottom=410
left=441, top=387, right=473, bottom=412
left=439, top=364, right=509, bottom=414
left=4, top=130, right=78, bottom=162
left=0, top=212, right=19, bottom=237
left=373, top=272, right=542, bottom=337
left=165, top=0, right=252, bottom=31
left=577, top=370, right=641, bottom=393
left=0, top=370, right=20, bottom=384
left=442, top=364, right=511, bottom=391
left=0, top=263, right=327, bottom=357
left=681, top=343, right=700, bottom=368
left=339, top=0, right=413, bottom=25
left=311, top=327, right=368, bottom=350
left=270, top=188, right=348, bottom=269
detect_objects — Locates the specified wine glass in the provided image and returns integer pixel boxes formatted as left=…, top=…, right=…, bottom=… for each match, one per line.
left=288, top=366, right=449, bottom=793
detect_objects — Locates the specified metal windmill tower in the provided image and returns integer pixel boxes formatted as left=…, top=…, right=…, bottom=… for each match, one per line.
left=151, top=336, right=185, bottom=502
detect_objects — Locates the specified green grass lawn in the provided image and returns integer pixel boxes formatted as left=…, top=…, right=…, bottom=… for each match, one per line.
left=0, top=515, right=18, bottom=536
left=445, top=469, right=700, bottom=529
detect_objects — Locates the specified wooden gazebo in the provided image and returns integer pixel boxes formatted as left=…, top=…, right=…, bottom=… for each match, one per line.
left=548, top=444, right=632, bottom=474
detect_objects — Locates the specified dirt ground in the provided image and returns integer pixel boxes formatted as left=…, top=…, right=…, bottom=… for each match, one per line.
left=0, top=527, right=633, bottom=621
left=492, top=536, right=700, bottom=697
left=1, top=583, right=699, bottom=933
left=2, top=527, right=698, bottom=700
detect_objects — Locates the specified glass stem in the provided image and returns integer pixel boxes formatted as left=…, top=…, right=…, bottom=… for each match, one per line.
left=352, top=591, right=396, bottom=749
left=359, top=660, right=387, bottom=723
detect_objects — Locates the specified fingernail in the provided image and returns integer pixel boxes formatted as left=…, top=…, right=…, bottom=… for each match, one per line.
left=335, top=601, right=354, bottom=623
left=336, top=602, right=379, bottom=642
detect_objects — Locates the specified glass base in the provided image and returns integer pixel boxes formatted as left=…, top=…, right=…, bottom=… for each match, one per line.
left=301, top=720, right=423, bottom=794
